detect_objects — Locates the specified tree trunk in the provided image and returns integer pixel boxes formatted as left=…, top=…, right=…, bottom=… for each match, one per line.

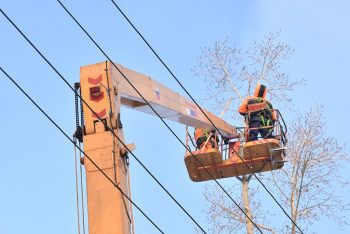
left=290, top=175, right=296, bottom=234
left=242, top=176, right=254, bottom=234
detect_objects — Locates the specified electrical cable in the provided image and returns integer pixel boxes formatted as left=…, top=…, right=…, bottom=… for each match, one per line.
left=54, top=2, right=263, bottom=232
left=0, top=66, right=165, bottom=234
left=56, top=2, right=263, bottom=231
left=0, top=8, right=208, bottom=234
left=106, top=1, right=303, bottom=233
left=57, top=0, right=272, bottom=233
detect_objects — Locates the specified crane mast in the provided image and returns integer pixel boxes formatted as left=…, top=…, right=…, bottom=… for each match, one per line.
left=79, top=61, right=238, bottom=234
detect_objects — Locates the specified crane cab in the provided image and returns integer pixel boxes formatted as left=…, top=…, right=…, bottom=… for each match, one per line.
left=184, top=110, right=287, bottom=182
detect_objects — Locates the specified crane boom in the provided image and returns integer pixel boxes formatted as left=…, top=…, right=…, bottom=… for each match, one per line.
left=114, top=63, right=238, bottom=138
left=79, top=61, right=238, bottom=234
left=82, top=61, right=238, bottom=138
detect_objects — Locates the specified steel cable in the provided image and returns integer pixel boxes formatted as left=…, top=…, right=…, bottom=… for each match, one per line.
left=74, top=83, right=86, bottom=234
left=73, top=137, right=82, bottom=234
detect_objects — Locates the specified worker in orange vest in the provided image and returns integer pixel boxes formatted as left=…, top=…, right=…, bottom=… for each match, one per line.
left=194, top=128, right=218, bottom=149
left=238, top=84, right=276, bottom=142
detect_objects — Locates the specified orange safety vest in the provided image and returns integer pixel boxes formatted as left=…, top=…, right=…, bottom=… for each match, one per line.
left=239, top=97, right=276, bottom=122
left=194, top=129, right=218, bottom=149
left=194, top=128, right=209, bottom=141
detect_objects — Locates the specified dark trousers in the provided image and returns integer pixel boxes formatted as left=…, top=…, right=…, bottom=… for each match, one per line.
left=247, top=120, right=273, bottom=142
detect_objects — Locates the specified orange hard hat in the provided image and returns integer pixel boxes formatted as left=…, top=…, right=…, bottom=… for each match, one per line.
left=254, top=84, right=267, bottom=98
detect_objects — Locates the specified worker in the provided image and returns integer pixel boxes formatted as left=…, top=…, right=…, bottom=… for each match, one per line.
left=194, top=128, right=218, bottom=149
left=238, top=84, right=276, bottom=142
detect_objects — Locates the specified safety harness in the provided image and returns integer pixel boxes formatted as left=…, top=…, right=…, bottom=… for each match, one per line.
left=245, top=98, right=275, bottom=139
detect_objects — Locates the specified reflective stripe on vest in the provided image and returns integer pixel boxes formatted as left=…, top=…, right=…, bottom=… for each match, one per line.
left=260, top=115, right=271, bottom=126
left=247, top=102, right=268, bottom=112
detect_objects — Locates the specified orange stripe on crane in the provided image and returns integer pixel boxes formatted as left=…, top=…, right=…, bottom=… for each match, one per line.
left=92, top=109, right=106, bottom=119
left=88, top=75, right=102, bottom=85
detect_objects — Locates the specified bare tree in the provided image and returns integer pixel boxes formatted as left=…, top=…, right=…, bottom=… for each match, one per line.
left=193, top=32, right=348, bottom=233
left=268, top=106, right=349, bottom=233
left=193, top=32, right=299, bottom=233
left=203, top=180, right=277, bottom=234
left=192, top=31, right=301, bottom=123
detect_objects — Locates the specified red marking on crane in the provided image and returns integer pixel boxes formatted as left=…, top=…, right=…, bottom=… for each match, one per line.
left=88, top=75, right=102, bottom=85
left=92, top=109, right=106, bottom=119
left=89, top=86, right=104, bottom=102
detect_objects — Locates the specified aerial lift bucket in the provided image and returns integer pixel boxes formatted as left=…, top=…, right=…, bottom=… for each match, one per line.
left=185, top=138, right=285, bottom=182
left=184, top=109, right=288, bottom=182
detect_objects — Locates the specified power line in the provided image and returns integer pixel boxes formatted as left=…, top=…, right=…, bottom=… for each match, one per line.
left=106, top=1, right=303, bottom=233
left=0, top=66, right=164, bottom=234
left=2, top=4, right=262, bottom=232
left=0, top=8, right=208, bottom=234
left=54, top=1, right=263, bottom=232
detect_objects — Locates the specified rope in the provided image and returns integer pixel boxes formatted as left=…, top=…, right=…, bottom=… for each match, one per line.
left=127, top=169, right=135, bottom=234
left=74, top=83, right=85, bottom=234
left=78, top=141, right=86, bottom=234
left=77, top=86, right=86, bottom=233
left=73, top=137, right=81, bottom=234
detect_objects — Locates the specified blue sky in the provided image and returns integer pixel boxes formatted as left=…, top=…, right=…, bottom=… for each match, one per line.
left=1, top=1, right=349, bottom=233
